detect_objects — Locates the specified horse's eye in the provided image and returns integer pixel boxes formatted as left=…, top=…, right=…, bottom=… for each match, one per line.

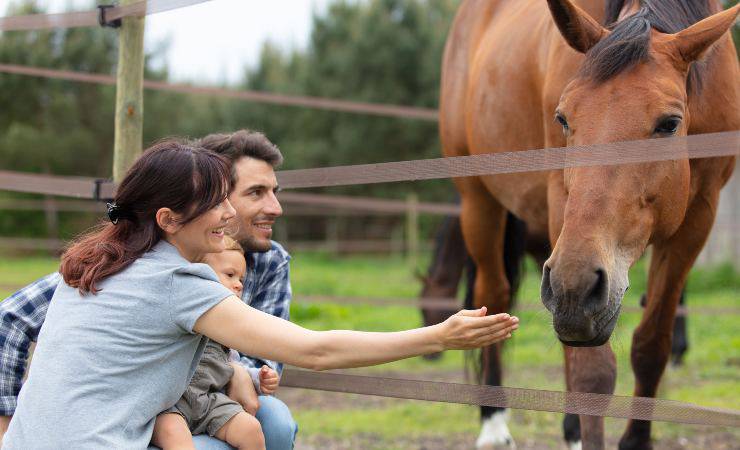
left=654, top=116, right=682, bottom=135
left=555, top=113, right=569, bottom=134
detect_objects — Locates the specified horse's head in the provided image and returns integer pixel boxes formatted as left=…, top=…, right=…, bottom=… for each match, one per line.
left=540, top=0, right=739, bottom=346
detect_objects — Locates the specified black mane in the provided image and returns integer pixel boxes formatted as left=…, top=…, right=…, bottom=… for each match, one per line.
left=582, top=0, right=714, bottom=93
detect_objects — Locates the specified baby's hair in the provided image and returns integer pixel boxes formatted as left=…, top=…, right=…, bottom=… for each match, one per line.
left=223, top=235, right=244, bottom=254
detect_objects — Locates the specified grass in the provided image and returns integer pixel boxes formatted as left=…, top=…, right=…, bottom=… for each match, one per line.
left=1, top=251, right=738, bottom=446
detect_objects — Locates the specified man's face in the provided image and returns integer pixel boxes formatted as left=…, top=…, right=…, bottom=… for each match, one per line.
left=228, top=157, right=283, bottom=252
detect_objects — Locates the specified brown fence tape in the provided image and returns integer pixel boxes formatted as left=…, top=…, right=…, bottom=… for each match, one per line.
left=0, top=173, right=458, bottom=214
left=3, top=134, right=732, bottom=194
left=0, top=170, right=112, bottom=199
left=279, top=192, right=459, bottom=215
left=0, top=199, right=103, bottom=212
left=281, top=369, right=740, bottom=427
left=277, top=131, right=740, bottom=189
left=294, top=295, right=732, bottom=316
left=0, top=279, right=732, bottom=316
left=0, top=64, right=438, bottom=121
left=0, top=0, right=213, bottom=31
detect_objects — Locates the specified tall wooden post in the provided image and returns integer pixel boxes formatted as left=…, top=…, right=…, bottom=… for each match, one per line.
left=113, top=0, right=145, bottom=182
left=406, top=193, right=420, bottom=271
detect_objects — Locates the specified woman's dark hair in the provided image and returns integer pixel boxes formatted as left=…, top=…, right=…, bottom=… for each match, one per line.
left=60, top=139, right=231, bottom=294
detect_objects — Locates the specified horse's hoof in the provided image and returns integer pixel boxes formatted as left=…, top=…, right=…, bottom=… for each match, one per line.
left=475, top=410, right=516, bottom=449
left=566, top=440, right=582, bottom=450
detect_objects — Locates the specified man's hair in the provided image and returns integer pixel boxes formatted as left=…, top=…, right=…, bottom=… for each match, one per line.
left=196, top=130, right=283, bottom=168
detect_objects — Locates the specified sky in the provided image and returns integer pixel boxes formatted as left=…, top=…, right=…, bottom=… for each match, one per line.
left=3, top=0, right=334, bottom=84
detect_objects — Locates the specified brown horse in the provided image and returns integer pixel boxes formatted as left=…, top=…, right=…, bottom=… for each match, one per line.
left=440, top=1, right=739, bottom=449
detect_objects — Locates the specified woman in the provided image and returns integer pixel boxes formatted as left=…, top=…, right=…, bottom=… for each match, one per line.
left=3, top=140, right=518, bottom=449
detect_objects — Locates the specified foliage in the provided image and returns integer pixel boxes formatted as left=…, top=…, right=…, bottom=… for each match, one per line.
left=226, top=0, right=460, bottom=202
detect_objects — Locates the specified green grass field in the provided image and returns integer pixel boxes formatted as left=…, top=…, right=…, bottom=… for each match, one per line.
left=1, top=252, right=738, bottom=448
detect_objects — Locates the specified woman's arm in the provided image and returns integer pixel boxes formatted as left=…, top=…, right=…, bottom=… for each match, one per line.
left=194, top=296, right=518, bottom=371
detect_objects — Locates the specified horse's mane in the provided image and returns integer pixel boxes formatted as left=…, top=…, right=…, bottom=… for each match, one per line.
left=584, top=0, right=715, bottom=93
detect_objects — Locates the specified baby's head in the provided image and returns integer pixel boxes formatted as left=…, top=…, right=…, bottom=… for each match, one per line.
left=203, top=236, right=246, bottom=296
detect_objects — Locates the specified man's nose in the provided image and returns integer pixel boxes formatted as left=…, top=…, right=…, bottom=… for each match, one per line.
left=264, top=192, right=283, bottom=217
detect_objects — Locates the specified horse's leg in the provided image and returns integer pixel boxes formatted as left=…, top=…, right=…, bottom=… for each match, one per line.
left=420, top=216, right=467, bottom=325
left=619, top=193, right=720, bottom=450
left=562, top=413, right=581, bottom=450
left=670, top=289, right=688, bottom=366
left=457, top=180, right=514, bottom=449
left=563, top=345, right=617, bottom=450
left=639, top=288, right=689, bottom=367
left=420, top=216, right=468, bottom=360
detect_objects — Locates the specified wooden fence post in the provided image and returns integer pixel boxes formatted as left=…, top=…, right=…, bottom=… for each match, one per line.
left=113, top=0, right=145, bottom=182
left=406, top=193, right=419, bottom=270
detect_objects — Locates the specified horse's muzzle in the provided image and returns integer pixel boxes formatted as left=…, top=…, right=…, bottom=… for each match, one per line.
left=541, top=262, right=621, bottom=346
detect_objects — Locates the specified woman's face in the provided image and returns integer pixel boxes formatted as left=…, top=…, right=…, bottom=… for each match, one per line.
left=165, top=199, right=237, bottom=262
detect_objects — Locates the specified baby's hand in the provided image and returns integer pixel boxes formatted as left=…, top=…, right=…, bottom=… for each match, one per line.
left=259, top=365, right=280, bottom=395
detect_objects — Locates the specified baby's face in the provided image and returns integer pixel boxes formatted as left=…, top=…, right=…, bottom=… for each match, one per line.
left=204, top=249, right=247, bottom=296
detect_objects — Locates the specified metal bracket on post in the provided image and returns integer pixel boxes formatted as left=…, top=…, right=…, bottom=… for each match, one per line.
left=98, top=5, right=122, bottom=28
left=93, top=179, right=115, bottom=202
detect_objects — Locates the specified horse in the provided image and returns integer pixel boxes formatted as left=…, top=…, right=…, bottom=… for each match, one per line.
left=439, top=1, right=739, bottom=449
left=417, top=216, right=691, bottom=445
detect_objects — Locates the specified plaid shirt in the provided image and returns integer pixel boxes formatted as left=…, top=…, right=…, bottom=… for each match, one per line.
left=0, top=241, right=291, bottom=416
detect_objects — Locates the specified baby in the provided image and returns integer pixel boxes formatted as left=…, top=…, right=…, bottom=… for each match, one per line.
left=151, top=237, right=280, bottom=450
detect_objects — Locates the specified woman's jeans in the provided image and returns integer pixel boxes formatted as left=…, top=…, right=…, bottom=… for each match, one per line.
left=149, top=395, right=297, bottom=450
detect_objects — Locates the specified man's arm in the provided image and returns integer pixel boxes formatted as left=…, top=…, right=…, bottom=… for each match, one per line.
left=238, top=245, right=291, bottom=375
left=0, top=273, right=60, bottom=416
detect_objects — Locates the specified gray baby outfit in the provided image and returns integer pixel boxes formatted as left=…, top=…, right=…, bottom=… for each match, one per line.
left=163, top=340, right=244, bottom=436
left=3, top=240, right=234, bottom=450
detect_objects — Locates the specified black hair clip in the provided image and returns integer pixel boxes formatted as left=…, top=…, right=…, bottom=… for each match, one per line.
left=106, top=202, right=135, bottom=224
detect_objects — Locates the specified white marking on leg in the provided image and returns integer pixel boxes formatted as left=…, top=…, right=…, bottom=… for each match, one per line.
left=567, top=441, right=582, bottom=450
left=475, top=410, right=515, bottom=449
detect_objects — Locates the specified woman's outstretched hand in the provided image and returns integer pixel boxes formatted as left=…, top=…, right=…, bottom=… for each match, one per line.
left=438, top=307, right=519, bottom=350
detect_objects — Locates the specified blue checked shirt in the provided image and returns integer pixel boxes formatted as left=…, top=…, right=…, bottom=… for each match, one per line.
left=0, top=241, right=291, bottom=416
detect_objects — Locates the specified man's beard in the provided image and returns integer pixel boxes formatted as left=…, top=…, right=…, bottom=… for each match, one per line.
left=240, top=233, right=272, bottom=253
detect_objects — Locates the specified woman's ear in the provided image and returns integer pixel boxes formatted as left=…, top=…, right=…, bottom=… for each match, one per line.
left=156, top=208, right=182, bottom=234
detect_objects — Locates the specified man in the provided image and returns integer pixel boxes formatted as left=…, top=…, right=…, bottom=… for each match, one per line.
left=0, top=130, right=298, bottom=450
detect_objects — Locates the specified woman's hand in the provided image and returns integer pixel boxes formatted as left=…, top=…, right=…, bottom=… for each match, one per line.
left=437, top=307, right=519, bottom=350
left=227, top=362, right=261, bottom=416
left=258, top=366, right=280, bottom=395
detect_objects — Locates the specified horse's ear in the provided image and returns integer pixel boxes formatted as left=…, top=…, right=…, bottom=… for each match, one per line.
left=547, top=0, right=609, bottom=53
left=670, top=3, right=740, bottom=67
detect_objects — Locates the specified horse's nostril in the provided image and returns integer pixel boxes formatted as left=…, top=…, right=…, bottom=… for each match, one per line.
left=542, top=265, right=551, bottom=287
left=540, top=265, right=554, bottom=308
left=587, top=268, right=608, bottom=306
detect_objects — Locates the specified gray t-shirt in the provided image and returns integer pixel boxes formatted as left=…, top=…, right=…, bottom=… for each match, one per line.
left=3, top=240, right=234, bottom=449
